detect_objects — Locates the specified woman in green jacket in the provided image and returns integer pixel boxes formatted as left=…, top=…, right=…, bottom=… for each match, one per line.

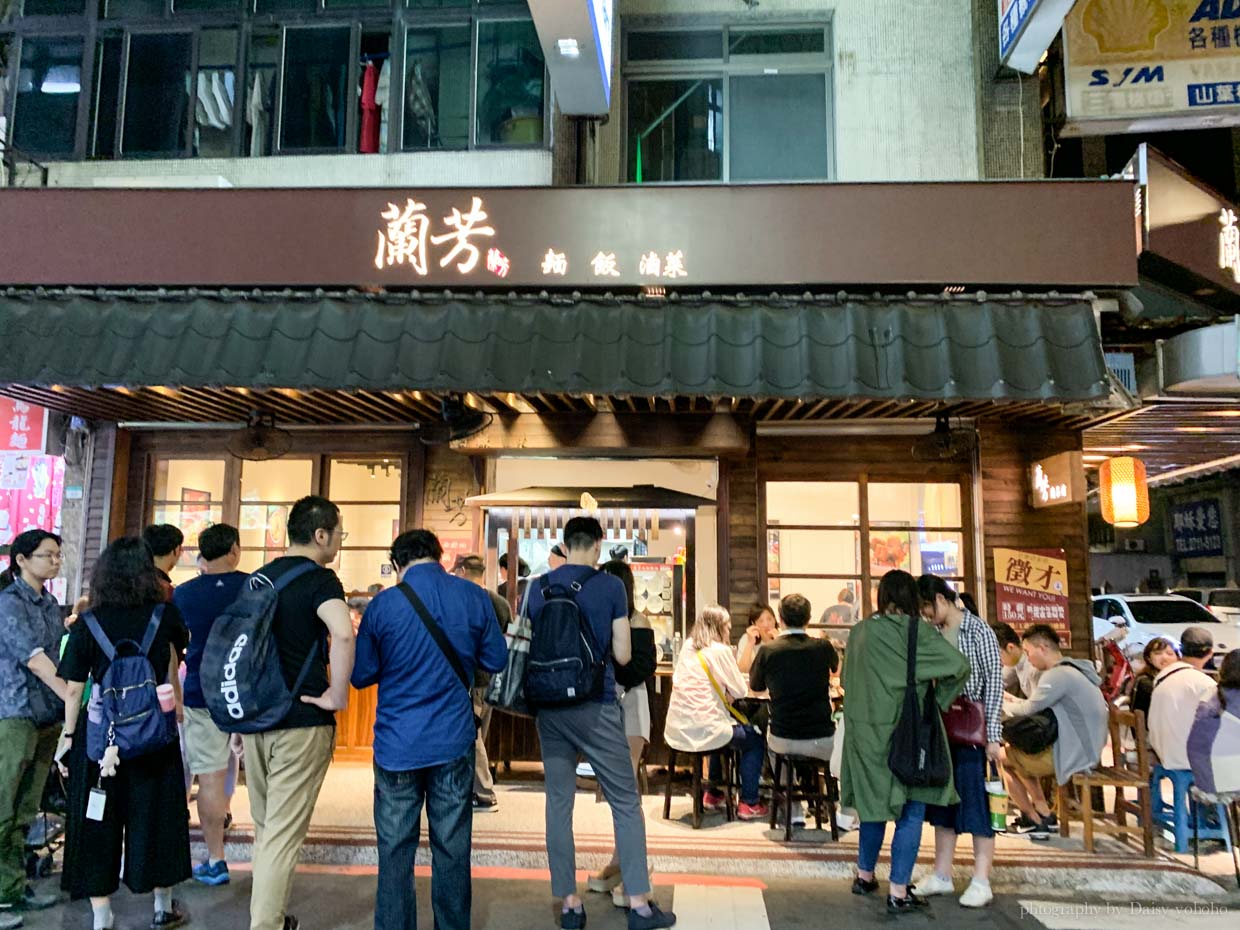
left=840, top=570, right=970, bottom=914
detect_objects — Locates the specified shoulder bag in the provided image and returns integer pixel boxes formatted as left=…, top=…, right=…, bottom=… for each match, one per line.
left=888, top=616, right=952, bottom=788
left=698, top=650, right=753, bottom=728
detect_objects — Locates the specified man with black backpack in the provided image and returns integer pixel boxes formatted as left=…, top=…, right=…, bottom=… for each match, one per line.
left=240, top=496, right=354, bottom=930
left=352, top=531, right=506, bottom=930
left=526, top=517, right=676, bottom=930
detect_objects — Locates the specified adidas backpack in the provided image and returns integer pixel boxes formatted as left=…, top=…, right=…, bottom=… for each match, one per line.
left=524, top=569, right=606, bottom=707
left=83, top=605, right=176, bottom=761
left=201, top=559, right=320, bottom=733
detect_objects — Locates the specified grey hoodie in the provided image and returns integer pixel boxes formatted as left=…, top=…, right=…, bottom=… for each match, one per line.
left=1005, top=657, right=1108, bottom=784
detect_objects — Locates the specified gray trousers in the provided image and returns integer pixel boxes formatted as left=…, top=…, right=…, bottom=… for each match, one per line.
left=536, top=700, right=651, bottom=898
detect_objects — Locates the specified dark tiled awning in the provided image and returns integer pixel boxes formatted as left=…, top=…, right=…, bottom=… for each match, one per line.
left=0, top=288, right=1110, bottom=417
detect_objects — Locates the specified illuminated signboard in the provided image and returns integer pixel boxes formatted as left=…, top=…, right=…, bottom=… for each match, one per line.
left=1028, top=450, right=1084, bottom=509
left=529, top=0, right=613, bottom=115
left=999, top=0, right=1076, bottom=74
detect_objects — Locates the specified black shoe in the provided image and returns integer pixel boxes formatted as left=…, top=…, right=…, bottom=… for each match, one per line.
left=282, top=918, right=299, bottom=930
left=472, top=795, right=499, bottom=813
left=1029, top=814, right=1057, bottom=841
left=627, top=903, right=676, bottom=930
left=851, top=877, right=879, bottom=896
left=560, top=906, right=586, bottom=929
left=151, top=901, right=187, bottom=929
left=1011, top=812, right=1037, bottom=831
left=886, top=893, right=930, bottom=914
left=223, top=812, right=234, bottom=831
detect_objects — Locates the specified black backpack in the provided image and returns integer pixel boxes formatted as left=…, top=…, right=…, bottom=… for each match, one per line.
left=201, top=559, right=320, bottom=733
left=524, top=569, right=606, bottom=708
left=887, top=614, right=952, bottom=788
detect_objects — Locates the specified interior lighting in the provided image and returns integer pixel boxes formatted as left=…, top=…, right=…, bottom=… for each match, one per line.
left=557, top=38, right=580, bottom=59
left=1098, top=456, right=1150, bottom=529
left=40, top=65, right=80, bottom=95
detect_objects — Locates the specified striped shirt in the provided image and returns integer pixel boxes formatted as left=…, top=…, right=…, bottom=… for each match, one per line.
left=949, top=609, right=1005, bottom=744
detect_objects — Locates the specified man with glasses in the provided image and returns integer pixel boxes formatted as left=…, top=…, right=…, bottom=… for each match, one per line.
left=244, top=496, right=354, bottom=930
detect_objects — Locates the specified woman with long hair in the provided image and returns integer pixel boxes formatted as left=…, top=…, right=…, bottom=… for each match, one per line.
left=57, top=537, right=191, bottom=930
left=0, top=529, right=70, bottom=916
left=840, top=570, right=970, bottom=915
left=1130, top=636, right=1179, bottom=721
left=588, top=559, right=659, bottom=905
left=913, top=574, right=1005, bottom=908
left=663, top=605, right=768, bottom=820
left=735, top=603, right=777, bottom=675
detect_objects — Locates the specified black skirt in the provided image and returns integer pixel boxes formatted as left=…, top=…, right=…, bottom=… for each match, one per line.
left=62, top=724, right=191, bottom=899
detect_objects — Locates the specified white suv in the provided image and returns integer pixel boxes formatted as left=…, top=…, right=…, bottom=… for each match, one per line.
left=1171, top=588, right=1240, bottom=626
left=1091, top=593, right=1235, bottom=660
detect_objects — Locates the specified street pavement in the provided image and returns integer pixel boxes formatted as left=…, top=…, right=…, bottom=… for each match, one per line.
left=13, top=868, right=1240, bottom=930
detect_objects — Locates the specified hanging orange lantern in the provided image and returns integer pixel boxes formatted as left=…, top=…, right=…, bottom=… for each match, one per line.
left=1099, top=456, right=1150, bottom=528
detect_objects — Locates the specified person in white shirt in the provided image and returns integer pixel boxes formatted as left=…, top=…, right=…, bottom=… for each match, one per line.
left=1148, top=627, right=1219, bottom=771
left=664, top=605, right=768, bottom=820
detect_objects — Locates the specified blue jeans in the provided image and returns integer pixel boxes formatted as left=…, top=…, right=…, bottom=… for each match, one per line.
left=857, top=800, right=926, bottom=887
left=707, top=725, right=766, bottom=805
left=373, top=751, right=474, bottom=930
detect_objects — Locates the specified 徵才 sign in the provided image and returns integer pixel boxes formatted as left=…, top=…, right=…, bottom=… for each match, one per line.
left=1064, top=0, right=1240, bottom=134
left=994, top=547, right=1071, bottom=646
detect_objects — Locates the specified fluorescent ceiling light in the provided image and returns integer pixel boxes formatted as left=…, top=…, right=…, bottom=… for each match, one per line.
left=40, top=65, right=80, bottom=95
left=557, top=38, right=580, bottom=59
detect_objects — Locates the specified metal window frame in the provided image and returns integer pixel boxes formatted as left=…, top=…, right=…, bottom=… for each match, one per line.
left=4, top=32, right=91, bottom=161
left=622, top=18, right=835, bottom=184
left=117, top=27, right=195, bottom=159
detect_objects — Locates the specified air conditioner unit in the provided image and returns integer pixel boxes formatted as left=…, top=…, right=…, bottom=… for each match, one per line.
left=1123, top=539, right=1147, bottom=553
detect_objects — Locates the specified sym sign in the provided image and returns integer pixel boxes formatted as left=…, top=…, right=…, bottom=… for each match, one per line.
left=999, top=0, right=1076, bottom=74
left=529, top=0, right=614, bottom=115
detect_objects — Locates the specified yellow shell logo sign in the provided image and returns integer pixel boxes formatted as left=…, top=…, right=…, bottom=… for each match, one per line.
left=1082, top=0, right=1172, bottom=54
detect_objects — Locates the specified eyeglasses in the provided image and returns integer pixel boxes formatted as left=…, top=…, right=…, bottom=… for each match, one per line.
left=337, top=530, right=349, bottom=542
left=27, top=552, right=62, bottom=562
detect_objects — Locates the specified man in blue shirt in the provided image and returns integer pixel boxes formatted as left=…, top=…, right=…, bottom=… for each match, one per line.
left=172, top=523, right=247, bottom=888
left=352, top=530, right=507, bottom=930
left=526, top=517, right=676, bottom=930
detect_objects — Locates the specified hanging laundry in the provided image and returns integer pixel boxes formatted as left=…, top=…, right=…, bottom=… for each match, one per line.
left=197, top=71, right=226, bottom=131
left=247, top=70, right=270, bottom=157
left=210, top=70, right=233, bottom=128
left=375, top=59, right=390, bottom=153
left=359, top=60, right=380, bottom=154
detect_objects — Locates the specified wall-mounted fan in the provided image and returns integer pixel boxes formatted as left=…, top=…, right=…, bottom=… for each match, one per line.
left=226, top=412, right=292, bottom=461
left=413, top=394, right=494, bottom=445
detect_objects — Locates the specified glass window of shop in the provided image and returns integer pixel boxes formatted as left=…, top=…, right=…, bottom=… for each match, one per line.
left=145, top=451, right=405, bottom=594
left=624, top=24, right=833, bottom=183
left=765, top=479, right=968, bottom=628
left=2, top=2, right=546, bottom=160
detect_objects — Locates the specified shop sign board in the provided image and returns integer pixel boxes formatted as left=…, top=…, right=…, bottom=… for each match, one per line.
left=993, top=547, right=1071, bottom=646
left=1171, top=497, right=1225, bottom=557
left=999, top=0, right=1077, bottom=74
left=1028, top=450, right=1085, bottom=509
left=0, top=398, right=47, bottom=453
left=1063, top=0, right=1240, bottom=135
left=528, top=0, right=613, bottom=115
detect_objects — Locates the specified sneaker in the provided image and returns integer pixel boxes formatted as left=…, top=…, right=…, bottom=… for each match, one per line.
left=913, top=873, right=954, bottom=897
left=472, top=795, right=499, bottom=813
left=958, top=879, right=993, bottom=908
left=1028, top=815, right=1057, bottom=841
left=627, top=903, right=676, bottom=929
left=560, top=906, right=587, bottom=930
left=282, top=917, right=299, bottom=930
left=151, top=901, right=187, bottom=929
left=791, top=803, right=807, bottom=827
left=576, top=763, right=596, bottom=779
left=0, top=913, right=21, bottom=930
left=701, top=790, right=726, bottom=812
left=192, top=860, right=230, bottom=886
left=851, top=877, right=879, bottom=896
left=737, top=801, right=769, bottom=821
left=0, top=887, right=57, bottom=912
left=886, top=893, right=929, bottom=915
left=1011, top=812, right=1037, bottom=832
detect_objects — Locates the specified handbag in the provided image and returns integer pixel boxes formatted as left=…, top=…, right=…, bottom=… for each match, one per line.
left=943, top=696, right=986, bottom=747
left=887, top=615, right=952, bottom=788
left=1002, top=709, right=1058, bottom=755
left=484, top=588, right=533, bottom=718
left=397, top=583, right=481, bottom=732
left=698, top=651, right=752, bottom=727
left=733, top=697, right=770, bottom=734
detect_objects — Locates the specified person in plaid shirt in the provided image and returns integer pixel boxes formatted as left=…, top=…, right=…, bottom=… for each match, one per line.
left=912, top=575, right=1004, bottom=909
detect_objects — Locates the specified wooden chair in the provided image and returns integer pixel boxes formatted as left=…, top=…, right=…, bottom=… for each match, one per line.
left=769, top=753, right=840, bottom=842
left=1055, top=705, right=1155, bottom=857
left=662, top=747, right=736, bottom=829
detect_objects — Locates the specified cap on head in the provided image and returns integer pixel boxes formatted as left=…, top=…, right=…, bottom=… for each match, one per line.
left=1180, top=626, right=1215, bottom=659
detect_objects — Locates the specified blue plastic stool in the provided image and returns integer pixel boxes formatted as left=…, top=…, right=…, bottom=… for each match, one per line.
left=1150, top=765, right=1233, bottom=854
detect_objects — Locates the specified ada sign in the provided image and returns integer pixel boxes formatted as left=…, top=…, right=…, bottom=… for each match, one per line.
left=1000, top=0, right=1077, bottom=74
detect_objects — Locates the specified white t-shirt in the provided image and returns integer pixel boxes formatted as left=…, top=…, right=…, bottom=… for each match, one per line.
left=1148, top=661, right=1217, bottom=770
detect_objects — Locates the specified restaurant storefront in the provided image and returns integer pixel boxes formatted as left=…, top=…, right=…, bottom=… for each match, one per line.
left=0, top=180, right=1138, bottom=761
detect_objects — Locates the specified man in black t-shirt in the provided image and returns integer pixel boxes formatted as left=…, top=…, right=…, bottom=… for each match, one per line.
left=243, top=496, right=354, bottom=930
left=749, top=594, right=839, bottom=763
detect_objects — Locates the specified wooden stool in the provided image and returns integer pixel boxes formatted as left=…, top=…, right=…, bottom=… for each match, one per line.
left=662, top=747, right=736, bottom=829
left=769, top=753, right=840, bottom=842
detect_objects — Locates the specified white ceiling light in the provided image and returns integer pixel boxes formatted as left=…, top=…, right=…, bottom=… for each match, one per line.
left=556, top=38, right=580, bottom=59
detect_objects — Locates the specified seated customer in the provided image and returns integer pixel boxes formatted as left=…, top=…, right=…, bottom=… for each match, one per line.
left=991, top=621, right=1040, bottom=699
left=749, top=594, right=839, bottom=762
left=1001, top=624, right=1108, bottom=840
left=1129, top=636, right=1178, bottom=723
left=664, top=606, right=768, bottom=820
left=1148, top=627, right=1218, bottom=772
left=1187, top=650, right=1240, bottom=797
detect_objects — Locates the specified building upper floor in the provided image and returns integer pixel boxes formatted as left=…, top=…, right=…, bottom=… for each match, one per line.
left=0, top=1, right=998, bottom=188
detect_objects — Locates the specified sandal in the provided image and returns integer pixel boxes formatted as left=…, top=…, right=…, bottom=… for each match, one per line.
left=586, top=867, right=622, bottom=894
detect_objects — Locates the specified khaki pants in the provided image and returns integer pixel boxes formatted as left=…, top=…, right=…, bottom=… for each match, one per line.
left=472, top=689, right=494, bottom=803
left=0, top=719, right=59, bottom=904
left=243, top=726, right=335, bottom=930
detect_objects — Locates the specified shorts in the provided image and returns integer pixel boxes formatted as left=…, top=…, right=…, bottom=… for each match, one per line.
left=1005, top=744, right=1055, bottom=779
left=182, top=706, right=231, bottom=776
left=926, top=744, right=994, bottom=837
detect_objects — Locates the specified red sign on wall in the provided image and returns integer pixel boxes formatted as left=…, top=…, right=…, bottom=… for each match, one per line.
left=0, top=398, right=47, bottom=453
left=993, top=547, right=1071, bottom=648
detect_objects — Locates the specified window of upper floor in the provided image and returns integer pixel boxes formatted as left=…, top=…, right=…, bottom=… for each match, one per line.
left=623, top=21, right=834, bottom=184
left=0, top=0, right=546, bottom=160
